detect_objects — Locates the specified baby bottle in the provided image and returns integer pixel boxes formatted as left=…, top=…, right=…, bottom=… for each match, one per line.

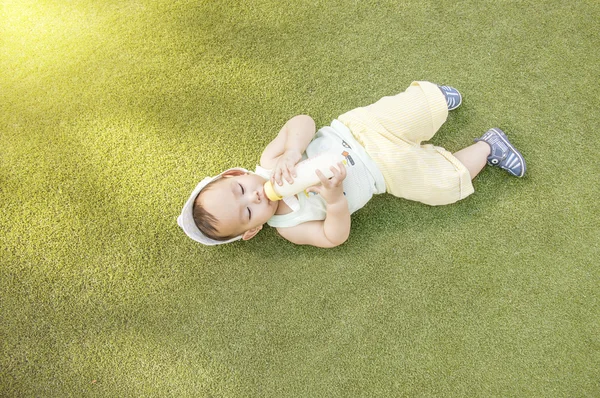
left=264, top=152, right=347, bottom=201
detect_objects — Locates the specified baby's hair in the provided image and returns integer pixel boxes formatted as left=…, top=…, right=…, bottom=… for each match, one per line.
left=192, top=180, right=239, bottom=242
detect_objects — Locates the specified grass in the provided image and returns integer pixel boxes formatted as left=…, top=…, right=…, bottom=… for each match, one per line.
left=1, top=0, right=599, bottom=396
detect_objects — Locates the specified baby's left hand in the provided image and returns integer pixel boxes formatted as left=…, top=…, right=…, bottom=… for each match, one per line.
left=272, top=149, right=302, bottom=186
left=306, top=162, right=347, bottom=205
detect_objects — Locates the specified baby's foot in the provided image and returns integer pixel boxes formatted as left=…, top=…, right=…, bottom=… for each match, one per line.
left=438, top=85, right=462, bottom=110
left=475, top=128, right=527, bottom=177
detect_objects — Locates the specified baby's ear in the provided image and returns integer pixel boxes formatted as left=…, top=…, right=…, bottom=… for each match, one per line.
left=242, top=225, right=263, bottom=241
left=221, top=169, right=248, bottom=178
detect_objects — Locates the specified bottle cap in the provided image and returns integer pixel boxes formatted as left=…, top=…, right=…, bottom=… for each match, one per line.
left=263, top=181, right=283, bottom=201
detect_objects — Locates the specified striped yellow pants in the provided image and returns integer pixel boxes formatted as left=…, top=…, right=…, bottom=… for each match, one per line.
left=338, top=81, right=474, bottom=206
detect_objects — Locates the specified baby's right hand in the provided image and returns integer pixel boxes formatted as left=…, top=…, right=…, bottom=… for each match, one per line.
left=271, top=149, right=302, bottom=186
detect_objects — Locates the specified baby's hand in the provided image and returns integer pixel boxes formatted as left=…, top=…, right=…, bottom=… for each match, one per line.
left=272, top=149, right=302, bottom=186
left=305, top=162, right=347, bottom=205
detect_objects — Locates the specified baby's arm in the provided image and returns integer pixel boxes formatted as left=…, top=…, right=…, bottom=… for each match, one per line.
left=276, top=163, right=350, bottom=248
left=259, top=115, right=316, bottom=185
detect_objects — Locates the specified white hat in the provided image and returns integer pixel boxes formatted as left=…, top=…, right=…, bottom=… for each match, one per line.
left=177, top=167, right=250, bottom=246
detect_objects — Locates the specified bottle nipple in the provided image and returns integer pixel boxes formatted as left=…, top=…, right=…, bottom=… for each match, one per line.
left=263, top=181, right=283, bottom=201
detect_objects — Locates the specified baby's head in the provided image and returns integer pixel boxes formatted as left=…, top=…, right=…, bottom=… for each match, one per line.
left=178, top=168, right=279, bottom=245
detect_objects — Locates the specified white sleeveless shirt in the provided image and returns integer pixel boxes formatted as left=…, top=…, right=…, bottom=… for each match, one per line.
left=255, top=120, right=386, bottom=228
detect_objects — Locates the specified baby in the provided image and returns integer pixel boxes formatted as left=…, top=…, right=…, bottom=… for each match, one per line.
left=178, top=81, right=526, bottom=248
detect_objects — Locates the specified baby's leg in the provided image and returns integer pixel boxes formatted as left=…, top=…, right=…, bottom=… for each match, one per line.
left=452, top=141, right=491, bottom=180
left=338, top=81, right=448, bottom=146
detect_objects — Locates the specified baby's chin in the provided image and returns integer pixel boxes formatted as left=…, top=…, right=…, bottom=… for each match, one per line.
left=268, top=199, right=279, bottom=214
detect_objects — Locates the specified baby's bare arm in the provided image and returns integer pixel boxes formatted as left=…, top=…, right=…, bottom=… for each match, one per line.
left=276, top=163, right=350, bottom=248
left=276, top=209, right=350, bottom=248
left=260, top=115, right=316, bottom=184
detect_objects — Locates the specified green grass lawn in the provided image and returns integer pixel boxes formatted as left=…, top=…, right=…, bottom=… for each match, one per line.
left=1, top=0, right=599, bottom=396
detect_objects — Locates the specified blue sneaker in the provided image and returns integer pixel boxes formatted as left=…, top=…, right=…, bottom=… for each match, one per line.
left=475, top=128, right=527, bottom=177
left=438, top=85, right=462, bottom=110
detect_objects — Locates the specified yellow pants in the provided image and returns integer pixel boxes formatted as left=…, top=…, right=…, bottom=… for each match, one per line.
left=338, top=81, right=474, bottom=206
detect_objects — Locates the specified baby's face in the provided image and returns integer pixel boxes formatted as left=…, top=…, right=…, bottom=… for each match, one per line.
left=197, top=173, right=278, bottom=239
